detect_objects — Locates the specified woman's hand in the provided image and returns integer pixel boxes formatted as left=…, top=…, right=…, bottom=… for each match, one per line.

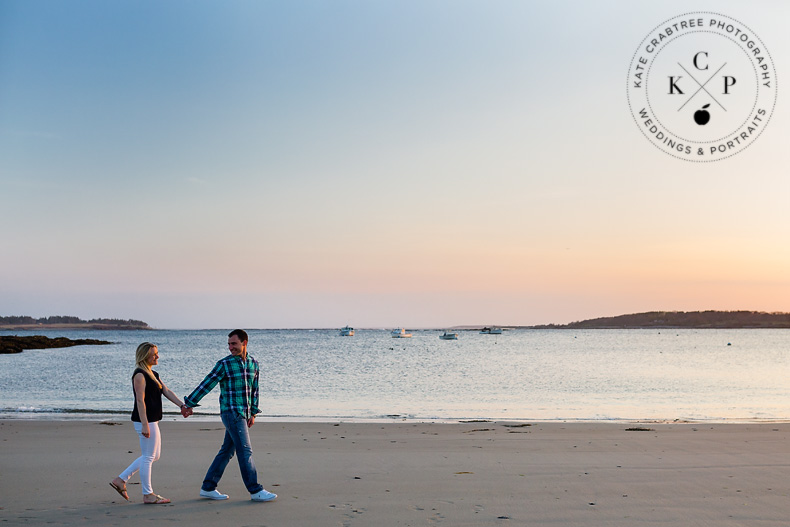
left=141, top=422, right=150, bottom=438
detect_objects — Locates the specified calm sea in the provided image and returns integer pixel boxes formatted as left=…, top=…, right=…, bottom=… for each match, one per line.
left=1, top=328, right=788, bottom=422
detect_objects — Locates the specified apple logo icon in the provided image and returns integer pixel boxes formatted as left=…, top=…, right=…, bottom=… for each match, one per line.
left=694, top=104, right=711, bottom=125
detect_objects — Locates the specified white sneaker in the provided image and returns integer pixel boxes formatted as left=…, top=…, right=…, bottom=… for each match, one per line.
left=250, top=489, right=277, bottom=502
left=200, top=489, right=229, bottom=500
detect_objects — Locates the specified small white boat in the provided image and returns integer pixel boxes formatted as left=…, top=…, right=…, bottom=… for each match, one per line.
left=439, top=331, right=458, bottom=340
left=339, top=326, right=354, bottom=336
left=479, top=327, right=503, bottom=335
left=391, top=328, right=412, bottom=338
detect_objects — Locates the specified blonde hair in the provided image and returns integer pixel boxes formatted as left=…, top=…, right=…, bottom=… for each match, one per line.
left=135, top=342, right=162, bottom=389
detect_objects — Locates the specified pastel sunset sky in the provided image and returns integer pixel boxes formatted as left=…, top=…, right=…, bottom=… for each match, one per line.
left=1, top=1, right=788, bottom=328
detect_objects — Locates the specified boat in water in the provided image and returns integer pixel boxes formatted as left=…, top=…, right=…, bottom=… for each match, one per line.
left=391, top=328, right=412, bottom=338
left=439, top=331, right=458, bottom=340
left=479, top=327, right=503, bottom=335
left=339, top=326, right=355, bottom=336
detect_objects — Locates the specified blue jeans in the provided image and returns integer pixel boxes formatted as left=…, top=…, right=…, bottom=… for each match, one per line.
left=202, top=411, right=263, bottom=494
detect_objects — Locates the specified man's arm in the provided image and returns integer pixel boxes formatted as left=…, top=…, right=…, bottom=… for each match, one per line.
left=184, top=361, right=225, bottom=408
left=251, top=363, right=261, bottom=416
left=247, top=362, right=261, bottom=428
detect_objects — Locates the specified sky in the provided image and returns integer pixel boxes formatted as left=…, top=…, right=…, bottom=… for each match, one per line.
left=1, top=0, right=788, bottom=329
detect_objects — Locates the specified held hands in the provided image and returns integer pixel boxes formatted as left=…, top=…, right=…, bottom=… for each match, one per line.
left=180, top=405, right=193, bottom=418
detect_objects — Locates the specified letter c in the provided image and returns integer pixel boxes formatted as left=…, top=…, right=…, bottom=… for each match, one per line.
left=693, top=52, right=709, bottom=70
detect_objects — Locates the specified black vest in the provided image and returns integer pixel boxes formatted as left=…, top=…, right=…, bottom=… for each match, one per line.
left=131, top=368, right=163, bottom=423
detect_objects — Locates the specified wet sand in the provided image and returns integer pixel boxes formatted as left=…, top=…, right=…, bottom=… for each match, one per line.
left=1, top=419, right=789, bottom=526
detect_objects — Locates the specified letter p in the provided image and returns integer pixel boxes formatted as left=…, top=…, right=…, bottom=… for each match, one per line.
left=723, top=76, right=736, bottom=94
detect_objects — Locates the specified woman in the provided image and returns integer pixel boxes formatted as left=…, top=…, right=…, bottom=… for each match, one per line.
left=109, top=342, right=190, bottom=504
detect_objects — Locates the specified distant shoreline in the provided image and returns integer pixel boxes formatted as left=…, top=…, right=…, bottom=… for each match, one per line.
left=4, top=325, right=789, bottom=331
left=2, top=310, right=789, bottom=331
left=0, top=324, right=153, bottom=330
left=524, top=310, right=790, bottom=330
left=0, top=316, right=151, bottom=331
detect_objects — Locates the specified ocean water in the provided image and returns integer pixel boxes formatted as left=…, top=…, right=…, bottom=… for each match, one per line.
left=1, top=328, right=788, bottom=422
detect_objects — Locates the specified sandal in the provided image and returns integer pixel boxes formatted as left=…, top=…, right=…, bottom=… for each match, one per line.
left=144, top=494, right=171, bottom=504
left=109, top=481, right=130, bottom=501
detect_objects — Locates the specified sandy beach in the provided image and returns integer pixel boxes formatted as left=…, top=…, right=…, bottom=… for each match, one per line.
left=1, top=419, right=789, bottom=526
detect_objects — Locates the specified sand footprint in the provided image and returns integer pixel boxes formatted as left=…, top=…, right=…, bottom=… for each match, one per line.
left=337, top=503, right=366, bottom=526
left=427, top=511, right=446, bottom=524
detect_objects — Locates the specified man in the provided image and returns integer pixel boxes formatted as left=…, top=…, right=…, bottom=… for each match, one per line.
left=183, top=329, right=277, bottom=502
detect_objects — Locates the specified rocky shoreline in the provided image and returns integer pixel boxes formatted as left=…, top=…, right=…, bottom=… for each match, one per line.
left=0, top=335, right=112, bottom=354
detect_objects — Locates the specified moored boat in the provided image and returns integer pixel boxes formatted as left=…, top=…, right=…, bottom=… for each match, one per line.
left=391, top=328, right=412, bottom=338
left=439, top=331, right=458, bottom=340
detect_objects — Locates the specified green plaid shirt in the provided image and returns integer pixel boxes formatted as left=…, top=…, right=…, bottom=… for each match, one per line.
left=184, top=354, right=260, bottom=419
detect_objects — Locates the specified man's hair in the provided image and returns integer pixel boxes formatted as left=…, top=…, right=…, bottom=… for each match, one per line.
left=228, top=329, right=249, bottom=343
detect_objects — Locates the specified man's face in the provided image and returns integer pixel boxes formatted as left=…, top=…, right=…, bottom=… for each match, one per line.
left=228, top=335, right=246, bottom=356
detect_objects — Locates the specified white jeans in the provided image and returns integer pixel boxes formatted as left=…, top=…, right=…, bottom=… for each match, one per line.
left=118, top=421, right=161, bottom=495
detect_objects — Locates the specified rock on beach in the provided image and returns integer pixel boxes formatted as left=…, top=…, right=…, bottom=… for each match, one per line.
left=0, top=335, right=111, bottom=354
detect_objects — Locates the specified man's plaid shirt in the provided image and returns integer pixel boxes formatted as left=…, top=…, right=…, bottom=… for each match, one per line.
left=184, top=354, right=260, bottom=419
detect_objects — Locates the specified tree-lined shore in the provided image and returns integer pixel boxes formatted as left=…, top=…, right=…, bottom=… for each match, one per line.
left=0, top=316, right=150, bottom=330
left=528, top=311, right=790, bottom=329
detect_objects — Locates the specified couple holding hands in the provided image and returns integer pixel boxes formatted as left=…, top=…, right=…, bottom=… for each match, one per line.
left=109, top=329, right=277, bottom=505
